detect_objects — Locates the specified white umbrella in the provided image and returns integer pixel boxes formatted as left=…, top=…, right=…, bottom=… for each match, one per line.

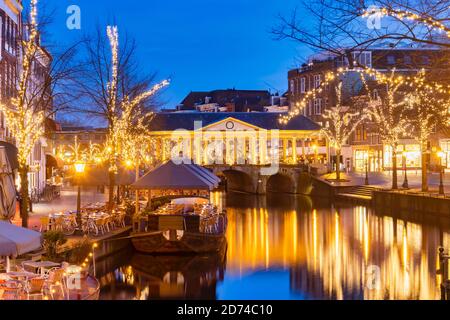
left=0, top=220, right=42, bottom=272
left=0, top=147, right=16, bottom=220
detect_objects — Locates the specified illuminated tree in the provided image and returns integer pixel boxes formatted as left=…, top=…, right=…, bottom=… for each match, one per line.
left=0, top=1, right=44, bottom=227
left=74, top=25, right=168, bottom=210
left=404, top=70, right=450, bottom=191
left=362, top=71, right=411, bottom=189
left=320, top=82, right=367, bottom=181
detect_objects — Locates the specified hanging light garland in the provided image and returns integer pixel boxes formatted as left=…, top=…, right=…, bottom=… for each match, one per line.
left=280, top=66, right=450, bottom=124
left=0, top=0, right=44, bottom=169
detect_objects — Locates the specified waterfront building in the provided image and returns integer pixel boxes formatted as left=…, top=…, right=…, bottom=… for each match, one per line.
left=0, top=0, right=50, bottom=193
left=288, top=47, right=450, bottom=173
left=146, top=112, right=323, bottom=167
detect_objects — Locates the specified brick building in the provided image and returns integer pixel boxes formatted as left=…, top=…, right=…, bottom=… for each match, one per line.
left=288, top=47, right=450, bottom=173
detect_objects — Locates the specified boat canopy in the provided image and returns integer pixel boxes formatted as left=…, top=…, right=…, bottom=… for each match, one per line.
left=131, top=160, right=220, bottom=191
left=0, top=221, right=42, bottom=257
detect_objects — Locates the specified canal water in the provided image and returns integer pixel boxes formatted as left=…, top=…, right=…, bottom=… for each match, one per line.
left=98, top=192, right=450, bottom=300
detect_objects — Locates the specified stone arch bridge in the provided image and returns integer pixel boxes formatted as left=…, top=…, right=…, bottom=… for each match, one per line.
left=205, top=164, right=315, bottom=195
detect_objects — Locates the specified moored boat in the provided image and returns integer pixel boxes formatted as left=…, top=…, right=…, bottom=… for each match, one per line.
left=131, top=197, right=227, bottom=254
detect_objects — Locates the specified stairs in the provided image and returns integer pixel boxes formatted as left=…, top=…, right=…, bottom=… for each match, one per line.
left=338, top=186, right=377, bottom=201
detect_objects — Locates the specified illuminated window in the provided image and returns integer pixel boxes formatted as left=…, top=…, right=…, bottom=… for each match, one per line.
left=314, top=74, right=321, bottom=88
left=300, top=77, right=306, bottom=93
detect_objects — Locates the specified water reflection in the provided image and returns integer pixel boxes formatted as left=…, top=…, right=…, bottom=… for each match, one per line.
left=99, top=192, right=450, bottom=300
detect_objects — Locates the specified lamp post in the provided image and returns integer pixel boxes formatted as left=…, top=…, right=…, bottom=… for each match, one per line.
left=74, top=161, right=86, bottom=235
left=365, top=156, right=369, bottom=185
left=437, top=151, right=445, bottom=195
left=402, top=151, right=409, bottom=189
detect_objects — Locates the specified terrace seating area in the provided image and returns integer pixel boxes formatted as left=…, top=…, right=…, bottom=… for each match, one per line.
left=41, top=202, right=127, bottom=237
left=0, top=260, right=99, bottom=300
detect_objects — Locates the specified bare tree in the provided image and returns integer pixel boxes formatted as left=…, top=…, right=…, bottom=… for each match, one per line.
left=273, top=0, right=450, bottom=55
left=361, top=71, right=412, bottom=189
left=72, top=25, right=168, bottom=210
left=321, top=82, right=367, bottom=180
left=405, top=70, right=450, bottom=191
left=0, top=0, right=82, bottom=227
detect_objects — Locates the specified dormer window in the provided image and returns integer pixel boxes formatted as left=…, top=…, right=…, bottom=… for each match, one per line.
left=387, top=55, right=396, bottom=65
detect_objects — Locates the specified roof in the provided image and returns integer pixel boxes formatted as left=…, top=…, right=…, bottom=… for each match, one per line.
left=132, top=160, right=220, bottom=190
left=181, top=89, right=271, bottom=109
left=147, top=112, right=320, bottom=131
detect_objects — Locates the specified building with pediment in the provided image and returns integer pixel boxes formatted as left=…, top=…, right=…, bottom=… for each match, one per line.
left=147, top=112, right=325, bottom=167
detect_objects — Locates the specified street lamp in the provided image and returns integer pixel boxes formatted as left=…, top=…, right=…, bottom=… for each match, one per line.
left=74, top=161, right=86, bottom=235
left=437, top=151, right=445, bottom=195
left=364, top=156, right=369, bottom=185
left=402, top=151, right=409, bottom=189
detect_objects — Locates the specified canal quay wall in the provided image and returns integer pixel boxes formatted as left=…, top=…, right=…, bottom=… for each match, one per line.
left=373, top=191, right=450, bottom=216
left=63, top=227, right=132, bottom=261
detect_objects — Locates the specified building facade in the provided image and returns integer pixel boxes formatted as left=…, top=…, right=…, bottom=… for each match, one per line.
left=0, top=0, right=50, bottom=194
left=145, top=112, right=325, bottom=168
left=288, top=47, right=450, bottom=173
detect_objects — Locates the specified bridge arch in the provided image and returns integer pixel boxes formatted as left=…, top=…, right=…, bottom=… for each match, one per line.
left=266, top=173, right=296, bottom=194
left=220, top=169, right=255, bottom=193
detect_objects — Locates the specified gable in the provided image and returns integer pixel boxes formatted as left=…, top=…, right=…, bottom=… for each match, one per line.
left=201, top=117, right=262, bottom=131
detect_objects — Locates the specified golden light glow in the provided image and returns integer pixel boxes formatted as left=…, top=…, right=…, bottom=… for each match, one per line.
left=74, top=162, right=86, bottom=174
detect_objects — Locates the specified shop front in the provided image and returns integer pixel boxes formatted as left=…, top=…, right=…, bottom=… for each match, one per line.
left=439, top=139, right=450, bottom=170
left=383, top=144, right=421, bottom=170
left=353, top=148, right=383, bottom=172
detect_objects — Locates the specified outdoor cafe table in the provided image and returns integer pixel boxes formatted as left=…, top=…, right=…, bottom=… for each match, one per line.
left=22, top=261, right=61, bottom=275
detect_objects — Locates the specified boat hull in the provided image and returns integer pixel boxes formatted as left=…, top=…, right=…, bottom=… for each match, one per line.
left=131, top=231, right=227, bottom=254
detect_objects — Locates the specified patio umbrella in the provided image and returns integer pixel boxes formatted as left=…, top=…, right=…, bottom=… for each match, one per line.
left=0, top=220, right=42, bottom=272
left=0, top=147, right=16, bottom=220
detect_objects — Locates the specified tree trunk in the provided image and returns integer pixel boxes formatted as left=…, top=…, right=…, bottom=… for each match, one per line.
left=392, top=146, right=398, bottom=190
left=421, top=145, right=428, bottom=192
left=108, top=170, right=115, bottom=212
left=19, top=165, right=29, bottom=228
left=336, top=148, right=341, bottom=181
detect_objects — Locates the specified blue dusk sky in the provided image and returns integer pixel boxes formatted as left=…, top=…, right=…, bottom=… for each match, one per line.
left=37, top=0, right=313, bottom=108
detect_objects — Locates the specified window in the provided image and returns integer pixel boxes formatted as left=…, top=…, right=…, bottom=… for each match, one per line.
left=314, top=98, right=322, bottom=115
left=300, top=77, right=306, bottom=93
left=290, top=80, right=295, bottom=93
left=404, top=55, right=412, bottom=65
left=422, top=55, right=430, bottom=65
left=352, top=51, right=372, bottom=68
left=387, top=55, right=396, bottom=65
left=372, top=89, right=379, bottom=100
left=314, top=75, right=321, bottom=88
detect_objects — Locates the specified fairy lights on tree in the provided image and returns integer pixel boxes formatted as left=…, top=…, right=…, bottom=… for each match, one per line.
left=403, top=70, right=450, bottom=191
left=361, top=70, right=412, bottom=189
left=101, top=25, right=169, bottom=210
left=0, top=0, right=44, bottom=227
left=320, top=82, right=367, bottom=181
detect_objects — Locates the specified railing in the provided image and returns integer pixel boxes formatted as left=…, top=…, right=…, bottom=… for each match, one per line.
left=439, top=247, right=450, bottom=300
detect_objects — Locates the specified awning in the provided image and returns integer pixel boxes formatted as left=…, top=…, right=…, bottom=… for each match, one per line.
left=77, top=165, right=136, bottom=186
left=0, top=141, right=18, bottom=170
left=46, top=154, right=63, bottom=168
left=0, top=147, right=17, bottom=220
left=0, top=221, right=42, bottom=257
left=131, top=160, right=220, bottom=191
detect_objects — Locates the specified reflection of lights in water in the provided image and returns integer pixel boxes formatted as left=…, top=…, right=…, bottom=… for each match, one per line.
left=219, top=197, right=444, bottom=299
left=163, top=272, right=185, bottom=285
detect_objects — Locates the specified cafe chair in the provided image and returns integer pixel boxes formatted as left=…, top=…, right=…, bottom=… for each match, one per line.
left=26, top=278, right=45, bottom=300
left=39, top=216, right=53, bottom=232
